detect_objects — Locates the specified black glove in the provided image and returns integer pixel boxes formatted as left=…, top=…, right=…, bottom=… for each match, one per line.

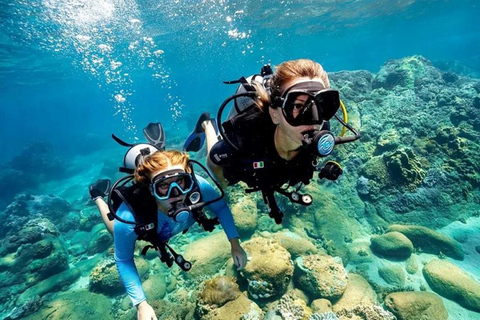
left=89, top=179, right=111, bottom=201
left=318, top=161, right=343, bottom=181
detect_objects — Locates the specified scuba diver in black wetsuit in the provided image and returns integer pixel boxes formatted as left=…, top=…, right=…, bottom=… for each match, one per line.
left=184, top=59, right=360, bottom=224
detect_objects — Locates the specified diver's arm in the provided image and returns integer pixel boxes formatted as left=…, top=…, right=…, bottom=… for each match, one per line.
left=197, top=176, right=239, bottom=240
left=197, top=176, right=247, bottom=270
left=114, top=203, right=148, bottom=306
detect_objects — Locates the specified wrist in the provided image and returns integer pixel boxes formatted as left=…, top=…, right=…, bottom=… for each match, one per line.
left=229, top=237, right=241, bottom=247
left=136, top=300, right=148, bottom=309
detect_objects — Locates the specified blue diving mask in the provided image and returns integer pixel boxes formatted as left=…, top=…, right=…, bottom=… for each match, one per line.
left=150, top=168, right=198, bottom=222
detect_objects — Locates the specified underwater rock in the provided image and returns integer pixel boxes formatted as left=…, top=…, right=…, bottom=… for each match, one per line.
left=78, top=206, right=102, bottom=231
left=308, top=189, right=365, bottom=265
left=196, top=292, right=263, bottom=320
left=89, top=257, right=149, bottom=296
left=423, top=259, right=480, bottom=312
left=378, top=263, right=406, bottom=287
left=0, top=193, right=75, bottom=236
left=376, top=128, right=401, bottom=152
left=10, top=140, right=67, bottom=178
left=387, top=224, right=464, bottom=260
left=0, top=217, right=69, bottom=297
left=15, top=267, right=81, bottom=306
left=0, top=169, right=38, bottom=204
left=240, top=237, right=294, bottom=299
left=199, top=276, right=241, bottom=307
left=405, top=255, right=419, bottom=274
left=384, top=291, right=448, bottom=320
left=332, top=273, right=375, bottom=313
left=311, top=299, right=333, bottom=314
left=142, top=271, right=167, bottom=302
left=183, top=232, right=232, bottom=278
left=229, top=192, right=258, bottom=239
left=272, top=230, right=318, bottom=258
left=21, top=289, right=114, bottom=320
left=370, top=231, right=413, bottom=260
left=294, top=254, right=348, bottom=300
left=86, top=223, right=113, bottom=255
left=348, top=242, right=375, bottom=264
left=356, top=176, right=370, bottom=196
left=372, top=55, right=441, bottom=91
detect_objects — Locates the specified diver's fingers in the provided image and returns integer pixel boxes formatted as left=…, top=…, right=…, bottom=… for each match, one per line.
left=234, top=255, right=240, bottom=270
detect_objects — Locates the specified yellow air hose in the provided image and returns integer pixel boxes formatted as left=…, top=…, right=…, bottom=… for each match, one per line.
left=339, top=100, right=348, bottom=137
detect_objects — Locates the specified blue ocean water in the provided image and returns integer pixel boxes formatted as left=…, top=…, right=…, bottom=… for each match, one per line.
left=1, top=0, right=479, bottom=161
left=1, top=1, right=480, bottom=319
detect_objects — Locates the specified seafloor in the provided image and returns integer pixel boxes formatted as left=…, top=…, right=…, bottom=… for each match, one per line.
left=0, top=55, right=479, bottom=320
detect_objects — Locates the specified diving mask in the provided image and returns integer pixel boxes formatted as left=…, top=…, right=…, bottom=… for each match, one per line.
left=278, top=81, right=340, bottom=127
left=151, top=169, right=194, bottom=201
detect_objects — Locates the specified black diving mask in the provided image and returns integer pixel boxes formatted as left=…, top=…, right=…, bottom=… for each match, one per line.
left=279, top=81, right=340, bottom=127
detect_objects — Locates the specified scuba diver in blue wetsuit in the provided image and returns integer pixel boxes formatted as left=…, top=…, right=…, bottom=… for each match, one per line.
left=184, top=59, right=360, bottom=224
left=89, top=123, right=247, bottom=320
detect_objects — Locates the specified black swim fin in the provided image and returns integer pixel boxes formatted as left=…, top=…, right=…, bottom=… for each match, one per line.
left=143, top=122, right=166, bottom=151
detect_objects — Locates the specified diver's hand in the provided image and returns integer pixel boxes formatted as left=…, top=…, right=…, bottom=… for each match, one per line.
left=137, top=301, right=157, bottom=320
left=230, top=238, right=248, bottom=270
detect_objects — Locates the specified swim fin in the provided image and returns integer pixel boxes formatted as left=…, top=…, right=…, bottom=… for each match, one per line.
left=143, top=122, right=166, bottom=151
left=183, top=112, right=211, bottom=152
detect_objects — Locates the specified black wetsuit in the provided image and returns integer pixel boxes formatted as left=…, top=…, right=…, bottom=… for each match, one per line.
left=210, top=110, right=316, bottom=190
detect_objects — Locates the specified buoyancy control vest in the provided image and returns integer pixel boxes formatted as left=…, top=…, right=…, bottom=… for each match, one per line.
left=109, top=182, right=219, bottom=271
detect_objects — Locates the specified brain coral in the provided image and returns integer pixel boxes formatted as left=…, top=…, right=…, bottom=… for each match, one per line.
left=200, top=276, right=241, bottom=307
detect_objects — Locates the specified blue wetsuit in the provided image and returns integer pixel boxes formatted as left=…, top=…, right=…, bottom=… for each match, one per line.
left=114, top=175, right=239, bottom=306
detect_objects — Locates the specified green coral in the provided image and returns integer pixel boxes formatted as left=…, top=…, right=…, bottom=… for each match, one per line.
left=383, top=148, right=427, bottom=190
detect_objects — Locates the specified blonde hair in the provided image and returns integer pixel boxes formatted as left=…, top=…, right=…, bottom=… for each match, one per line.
left=134, top=150, right=190, bottom=185
left=254, top=59, right=330, bottom=112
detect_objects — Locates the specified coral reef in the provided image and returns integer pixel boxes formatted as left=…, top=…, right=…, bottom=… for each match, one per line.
left=272, top=231, right=318, bottom=258
left=86, top=223, right=113, bottom=255
left=277, top=294, right=307, bottom=320
left=240, top=237, right=294, bottom=299
left=89, top=257, right=149, bottom=296
left=0, top=217, right=69, bottom=309
left=336, top=304, right=396, bottom=320
left=227, top=189, right=258, bottom=238
left=309, top=312, right=338, bottom=320
left=199, top=276, right=241, bottom=307
left=0, top=193, right=76, bottom=237
left=197, top=292, right=263, bottom=320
